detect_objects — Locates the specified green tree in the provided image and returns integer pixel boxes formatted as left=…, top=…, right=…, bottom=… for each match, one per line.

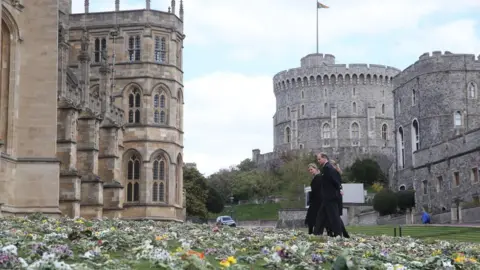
left=255, top=171, right=280, bottom=202
left=346, top=158, right=387, bottom=186
left=206, top=186, right=225, bottom=213
left=373, top=189, right=398, bottom=216
left=396, top=190, right=415, bottom=212
left=278, top=153, right=316, bottom=207
left=207, top=168, right=234, bottom=201
left=184, top=166, right=208, bottom=218
left=231, top=170, right=262, bottom=201
left=237, top=158, right=257, bottom=172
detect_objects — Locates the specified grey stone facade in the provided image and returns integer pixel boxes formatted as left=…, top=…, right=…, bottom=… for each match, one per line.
left=253, top=53, right=401, bottom=171
left=392, top=51, right=480, bottom=212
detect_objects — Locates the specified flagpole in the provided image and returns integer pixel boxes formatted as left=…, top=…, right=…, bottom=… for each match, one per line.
left=316, top=1, right=319, bottom=54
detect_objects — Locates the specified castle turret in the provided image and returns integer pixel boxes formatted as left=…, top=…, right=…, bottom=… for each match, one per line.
left=146, top=0, right=150, bottom=10
left=115, top=0, right=120, bottom=11
left=179, top=0, right=184, bottom=20
left=171, top=0, right=176, bottom=14
left=84, top=0, right=89, bottom=13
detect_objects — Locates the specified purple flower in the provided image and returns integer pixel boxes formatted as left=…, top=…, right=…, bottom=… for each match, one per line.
left=312, top=254, right=324, bottom=263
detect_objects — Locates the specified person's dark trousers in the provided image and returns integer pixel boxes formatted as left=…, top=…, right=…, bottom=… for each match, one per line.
left=340, top=218, right=350, bottom=238
left=308, top=225, right=314, bottom=234
left=313, top=200, right=342, bottom=236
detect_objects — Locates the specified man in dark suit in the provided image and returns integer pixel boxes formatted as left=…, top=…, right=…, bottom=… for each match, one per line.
left=313, top=152, right=344, bottom=237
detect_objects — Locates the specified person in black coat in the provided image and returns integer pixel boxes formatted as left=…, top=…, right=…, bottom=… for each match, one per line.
left=313, top=153, right=345, bottom=237
left=331, top=160, right=350, bottom=238
left=305, top=163, right=322, bottom=234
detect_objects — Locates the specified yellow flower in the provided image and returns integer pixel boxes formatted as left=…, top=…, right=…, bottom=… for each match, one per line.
left=394, top=264, right=404, bottom=269
left=240, top=248, right=246, bottom=252
left=454, top=255, right=465, bottom=263
left=316, top=249, right=324, bottom=253
left=110, top=227, right=116, bottom=231
left=56, top=227, right=61, bottom=232
left=432, top=249, right=441, bottom=256
left=275, top=246, right=282, bottom=251
left=219, top=260, right=230, bottom=267
left=227, top=256, right=237, bottom=264
left=469, top=258, right=477, bottom=263
left=176, top=247, right=183, bottom=253
left=27, top=234, right=33, bottom=238
left=42, top=220, right=47, bottom=223
left=75, top=219, right=84, bottom=224
left=291, top=236, right=297, bottom=240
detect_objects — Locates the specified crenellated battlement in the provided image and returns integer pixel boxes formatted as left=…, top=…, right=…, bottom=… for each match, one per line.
left=395, top=51, right=480, bottom=87
left=69, top=9, right=183, bottom=33
left=273, top=54, right=401, bottom=93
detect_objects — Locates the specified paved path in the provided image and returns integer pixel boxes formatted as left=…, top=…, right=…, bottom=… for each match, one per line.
left=402, top=223, right=480, bottom=228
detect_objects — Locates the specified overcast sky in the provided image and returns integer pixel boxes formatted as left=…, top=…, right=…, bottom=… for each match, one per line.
left=72, top=0, right=480, bottom=176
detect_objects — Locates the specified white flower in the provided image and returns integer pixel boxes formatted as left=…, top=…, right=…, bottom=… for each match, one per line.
left=1, top=244, right=17, bottom=255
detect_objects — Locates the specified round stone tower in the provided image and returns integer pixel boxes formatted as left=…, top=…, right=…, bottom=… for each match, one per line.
left=272, top=53, right=401, bottom=169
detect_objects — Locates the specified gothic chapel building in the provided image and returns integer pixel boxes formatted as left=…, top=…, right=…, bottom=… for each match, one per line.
left=0, top=0, right=186, bottom=221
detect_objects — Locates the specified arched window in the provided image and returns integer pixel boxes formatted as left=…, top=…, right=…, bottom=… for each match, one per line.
left=322, top=123, right=330, bottom=146
left=397, top=127, right=405, bottom=169
left=381, top=104, right=385, bottom=114
left=154, top=91, right=168, bottom=124
left=152, top=155, right=167, bottom=202
left=352, top=87, right=356, bottom=96
left=301, top=105, right=305, bottom=116
left=381, top=124, right=388, bottom=140
left=352, top=102, right=357, bottom=114
left=301, top=91, right=304, bottom=99
left=412, top=119, right=419, bottom=151
left=299, top=144, right=304, bottom=149
left=285, top=127, right=291, bottom=143
left=468, top=82, right=477, bottom=99
left=454, top=111, right=462, bottom=127
left=287, top=107, right=290, bottom=118
left=351, top=122, right=360, bottom=145
left=412, top=89, right=416, bottom=105
left=0, top=20, right=11, bottom=149
left=126, top=155, right=141, bottom=202
left=324, top=103, right=328, bottom=114
left=177, top=90, right=183, bottom=129
left=128, top=88, right=141, bottom=123
left=176, top=154, right=182, bottom=205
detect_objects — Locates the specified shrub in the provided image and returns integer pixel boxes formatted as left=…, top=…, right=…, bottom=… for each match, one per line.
left=373, top=189, right=398, bottom=216
left=396, top=190, right=415, bottom=211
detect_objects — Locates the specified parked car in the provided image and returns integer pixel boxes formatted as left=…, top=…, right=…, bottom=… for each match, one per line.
left=216, top=216, right=236, bottom=227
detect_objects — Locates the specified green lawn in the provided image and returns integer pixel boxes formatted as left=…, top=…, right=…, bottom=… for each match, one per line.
left=209, top=203, right=281, bottom=221
left=345, top=225, right=480, bottom=243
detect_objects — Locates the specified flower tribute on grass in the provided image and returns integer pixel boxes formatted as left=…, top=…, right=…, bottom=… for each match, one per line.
left=0, top=214, right=479, bottom=269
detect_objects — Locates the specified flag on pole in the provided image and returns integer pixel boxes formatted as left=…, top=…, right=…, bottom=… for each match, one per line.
left=317, top=2, right=329, bottom=8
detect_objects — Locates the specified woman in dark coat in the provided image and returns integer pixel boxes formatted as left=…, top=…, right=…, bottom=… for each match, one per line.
left=305, top=163, right=322, bottom=234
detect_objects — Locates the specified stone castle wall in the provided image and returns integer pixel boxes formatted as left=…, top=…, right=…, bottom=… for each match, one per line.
left=393, top=51, right=480, bottom=212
